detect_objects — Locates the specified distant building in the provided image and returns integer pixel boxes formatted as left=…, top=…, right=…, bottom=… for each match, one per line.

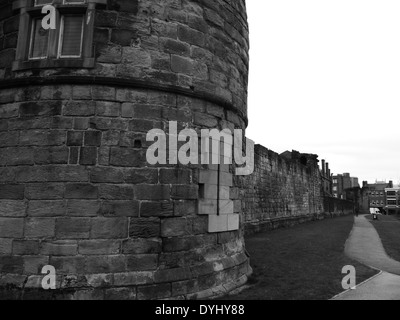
left=350, top=177, right=359, bottom=188
left=332, top=173, right=359, bottom=199
left=384, top=187, right=400, bottom=215
left=362, top=180, right=395, bottom=213
left=320, top=160, right=332, bottom=196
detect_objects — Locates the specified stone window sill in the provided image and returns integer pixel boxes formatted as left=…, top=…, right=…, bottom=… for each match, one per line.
left=12, top=58, right=95, bottom=71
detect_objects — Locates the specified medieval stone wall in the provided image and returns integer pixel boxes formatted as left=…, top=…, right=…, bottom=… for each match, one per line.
left=0, top=0, right=356, bottom=300
left=238, top=145, right=354, bottom=235
left=0, top=0, right=251, bottom=299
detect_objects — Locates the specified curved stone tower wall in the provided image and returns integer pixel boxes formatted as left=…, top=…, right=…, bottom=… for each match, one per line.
left=0, top=0, right=250, bottom=299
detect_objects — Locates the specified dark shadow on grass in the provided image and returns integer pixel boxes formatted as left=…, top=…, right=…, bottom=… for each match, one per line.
left=219, top=214, right=378, bottom=300
left=365, top=214, right=400, bottom=262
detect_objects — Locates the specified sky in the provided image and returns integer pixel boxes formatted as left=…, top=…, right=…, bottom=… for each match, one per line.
left=246, top=0, right=400, bottom=184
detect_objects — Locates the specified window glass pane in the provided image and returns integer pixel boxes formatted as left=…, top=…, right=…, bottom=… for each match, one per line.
left=60, top=15, right=84, bottom=57
left=30, top=18, right=49, bottom=59
left=63, top=0, right=86, bottom=3
left=35, top=0, right=52, bottom=5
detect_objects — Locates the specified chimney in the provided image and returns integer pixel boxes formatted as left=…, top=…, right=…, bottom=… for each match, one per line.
left=389, top=180, right=393, bottom=188
left=321, top=160, right=326, bottom=176
left=326, top=163, right=330, bottom=178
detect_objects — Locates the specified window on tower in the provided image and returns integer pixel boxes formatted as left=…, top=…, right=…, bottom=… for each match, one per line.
left=12, top=0, right=105, bottom=71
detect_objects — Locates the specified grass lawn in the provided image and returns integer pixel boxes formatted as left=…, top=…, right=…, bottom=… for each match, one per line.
left=365, top=214, right=400, bottom=262
left=220, top=215, right=378, bottom=300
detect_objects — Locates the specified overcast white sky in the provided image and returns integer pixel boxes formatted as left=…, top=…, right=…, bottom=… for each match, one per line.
left=246, top=0, right=400, bottom=184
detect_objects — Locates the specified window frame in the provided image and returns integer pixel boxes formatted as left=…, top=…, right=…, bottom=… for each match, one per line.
left=12, top=0, right=105, bottom=71
left=57, top=13, right=85, bottom=58
left=28, top=16, right=50, bottom=60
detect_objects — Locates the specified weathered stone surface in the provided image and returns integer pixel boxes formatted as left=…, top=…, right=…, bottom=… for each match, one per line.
left=0, top=0, right=251, bottom=300
left=140, top=201, right=173, bottom=217
left=0, top=218, right=23, bottom=238
left=40, top=241, right=78, bottom=256
left=129, top=218, right=160, bottom=238
left=137, top=283, right=171, bottom=300
left=55, top=218, right=91, bottom=239
left=0, top=200, right=26, bottom=217
left=99, top=200, right=139, bottom=217
left=91, top=218, right=128, bottom=239
left=12, top=240, right=39, bottom=255
left=122, top=238, right=162, bottom=254
left=126, top=254, right=158, bottom=271
left=24, top=218, right=55, bottom=238
left=79, top=240, right=120, bottom=255
left=161, top=218, right=193, bottom=237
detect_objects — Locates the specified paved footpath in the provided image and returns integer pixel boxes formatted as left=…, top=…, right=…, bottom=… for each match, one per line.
left=333, top=215, right=400, bottom=300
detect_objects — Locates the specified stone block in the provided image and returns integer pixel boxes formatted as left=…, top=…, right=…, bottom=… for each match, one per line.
left=55, top=218, right=91, bottom=239
left=99, top=185, right=134, bottom=200
left=161, top=218, right=192, bottom=237
left=12, top=240, right=39, bottom=255
left=91, top=218, right=129, bottom=239
left=23, top=256, right=49, bottom=274
left=0, top=200, right=26, bottom=217
left=84, top=131, right=102, bottom=146
left=85, top=255, right=126, bottom=274
left=0, top=238, right=13, bottom=254
left=154, top=267, right=192, bottom=284
left=0, top=218, right=23, bottom=238
left=113, top=271, right=154, bottom=287
left=171, top=185, right=198, bottom=200
left=79, top=240, right=120, bottom=255
left=227, top=214, right=239, bottom=231
left=199, top=170, right=218, bottom=185
left=79, top=147, right=97, bottom=165
left=64, top=101, right=95, bottom=116
left=140, top=201, right=173, bottom=217
left=99, top=200, right=139, bottom=217
left=0, top=184, right=24, bottom=200
left=129, top=218, right=160, bottom=238
left=160, top=38, right=190, bottom=56
left=24, top=218, right=55, bottom=238
left=171, top=55, right=193, bottom=75
left=219, top=200, right=233, bottom=215
left=85, top=273, right=113, bottom=288
left=208, top=215, right=228, bottom=233
left=49, top=256, right=85, bottom=274
left=173, top=200, right=196, bottom=216
left=162, top=234, right=217, bottom=252
left=219, top=171, right=233, bottom=187
left=137, top=283, right=171, bottom=300
left=90, top=167, right=124, bottom=183
left=110, top=148, right=144, bottom=167
left=134, top=185, right=170, bottom=201
left=67, top=131, right=83, bottom=146
left=198, top=199, right=217, bottom=215
left=40, top=241, right=78, bottom=256
left=28, top=200, right=66, bottom=217
left=122, top=238, right=161, bottom=254
left=202, top=184, right=218, bottom=199
left=95, top=101, right=120, bottom=117
left=126, top=254, right=158, bottom=271
left=104, top=287, right=136, bottom=300
left=65, top=183, right=98, bottom=199
left=66, top=200, right=101, bottom=217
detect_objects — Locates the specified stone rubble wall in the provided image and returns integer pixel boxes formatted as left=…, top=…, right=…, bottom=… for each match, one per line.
left=238, top=145, right=355, bottom=235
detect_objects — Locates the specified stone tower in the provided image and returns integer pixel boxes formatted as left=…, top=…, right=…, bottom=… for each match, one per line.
left=0, top=0, right=251, bottom=299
